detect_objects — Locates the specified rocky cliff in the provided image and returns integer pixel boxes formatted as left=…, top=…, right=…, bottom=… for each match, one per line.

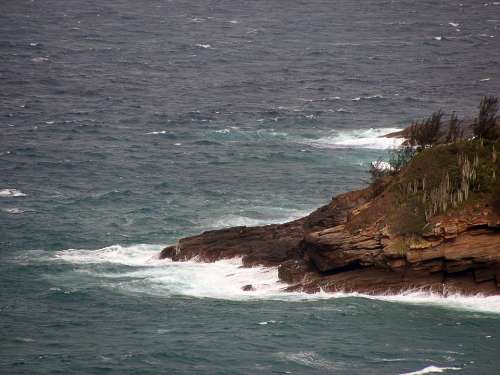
left=160, top=137, right=500, bottom=296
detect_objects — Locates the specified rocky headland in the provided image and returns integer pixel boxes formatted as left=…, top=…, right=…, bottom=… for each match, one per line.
left=160, top=102, right=500, bottom=296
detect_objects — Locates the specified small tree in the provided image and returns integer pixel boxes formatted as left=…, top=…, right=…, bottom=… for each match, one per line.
left=445, top=113, right=461, bottom=143
left=409, top=111, right=443, bottom=148
left=473, top=96, right=498, bottom=140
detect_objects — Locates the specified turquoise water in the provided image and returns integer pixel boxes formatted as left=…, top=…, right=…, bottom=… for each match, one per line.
left=2, top=0, right=500, bottom=373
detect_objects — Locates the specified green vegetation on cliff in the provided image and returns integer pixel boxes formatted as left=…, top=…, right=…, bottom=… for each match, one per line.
left=361, top=97, right=500, bottom=237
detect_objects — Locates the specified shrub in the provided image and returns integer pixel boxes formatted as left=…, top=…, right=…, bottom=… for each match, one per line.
left=369, top=146, right=416, bottom=185
left=389, top=201, right=427, bottom=236
left=473, top=96, right=498, bottom=141
left=389, top=145, right=416, bottom=173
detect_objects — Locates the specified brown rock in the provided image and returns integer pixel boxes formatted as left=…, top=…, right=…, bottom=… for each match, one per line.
left=406, top=247, right=444, bottom=263
left=278, top=259, right=313, bottom=283
left=444, top=271, right=499, bottom=295
left=474, top=267, right=497, bottom=283
left=411, top=259, right=444, bottom=273
left=441, top=234, right=500, bottom=262
left=446, top=259, right=474, bottom=273
left=160, top=245, right=177, bottom=259
left=388, top=258, right=407, bottom=270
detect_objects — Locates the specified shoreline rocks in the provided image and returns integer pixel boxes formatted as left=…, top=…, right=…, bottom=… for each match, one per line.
left=160, top=183, right=500, bottom=296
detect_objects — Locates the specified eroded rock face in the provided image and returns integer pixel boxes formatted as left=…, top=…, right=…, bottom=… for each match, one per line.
left=300, top=201, right=500, bottom=294
left=159, top=185, right=500, bottom=296
left=304, top=224, right=384, bottom=271
left=160, top=220, right=306, bottom=267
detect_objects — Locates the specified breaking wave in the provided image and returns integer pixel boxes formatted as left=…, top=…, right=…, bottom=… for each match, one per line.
left=53, top=244, right=285, bottom=300
left=50, top=244, right=500, bottom=313
left=0, top=188, right=27, bottom=197
left=305, top=127, right=404, bottom=150
left=398, top=365, right=461, bottom=375
left=210, top=208, right=310, bottom=228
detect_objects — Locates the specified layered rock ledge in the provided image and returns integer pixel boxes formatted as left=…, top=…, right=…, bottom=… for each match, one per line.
left=160, top=183, right=500, bottom=296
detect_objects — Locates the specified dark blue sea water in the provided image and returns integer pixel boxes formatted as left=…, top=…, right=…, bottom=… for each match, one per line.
left=1, top=0, right=500, bottom=374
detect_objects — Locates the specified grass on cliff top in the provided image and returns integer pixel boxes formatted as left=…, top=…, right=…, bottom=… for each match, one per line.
left=392, top=139, right=499, bottom=197
left=349, top=139, right=500, bottom=236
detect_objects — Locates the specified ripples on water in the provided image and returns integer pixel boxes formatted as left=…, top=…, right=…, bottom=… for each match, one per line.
left=1, top=0, right=500, bottom=374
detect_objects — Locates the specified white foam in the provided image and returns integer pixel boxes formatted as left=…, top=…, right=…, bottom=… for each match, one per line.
left=399, top=365, right=461, bottom=375
left=258, top=320, right=279, bottom=325
left=210, top=128, right=287, bottom=139
left=31, top=57, right=49, bottom=63
left=276, top=351, right=338, bottom=370
left=351, top=95, right=383, bottom=101
left=211, top=210, right=309, bottom=228
left=54, top=244, right=165, bottom=266
left=212, top=215, right=275, bottom=227
left=305, top=127, right=404, bottom=150
left=364, top=289, right=500, bottom=314
left=146, top=130, right=168, bottom=135
left=448, top=22, right=459, bottom=27
left=298, top=96, right=341, bottom=102
left=2, top=207, right=26, bottom=214
left=0, top=189, right=27, bottom=197
left=195, top=43, right=212, bottom=49
left=52, top=245, right=500, bottom=312
left=54, top=245, right=285, bottom=299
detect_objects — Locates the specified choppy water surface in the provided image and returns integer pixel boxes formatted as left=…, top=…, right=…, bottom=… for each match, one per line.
left=1, top=0, right=500, bottom=374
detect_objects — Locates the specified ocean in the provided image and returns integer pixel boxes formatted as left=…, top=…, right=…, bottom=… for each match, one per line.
left=1, top=0, right=500, bottom=374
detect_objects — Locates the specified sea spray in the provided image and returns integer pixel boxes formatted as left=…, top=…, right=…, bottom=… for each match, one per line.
left=51, top=244, right=500, bottom=313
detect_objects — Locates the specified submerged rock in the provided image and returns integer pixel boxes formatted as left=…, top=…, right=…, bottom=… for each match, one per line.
left=241, top=284, right=255, bottom=292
